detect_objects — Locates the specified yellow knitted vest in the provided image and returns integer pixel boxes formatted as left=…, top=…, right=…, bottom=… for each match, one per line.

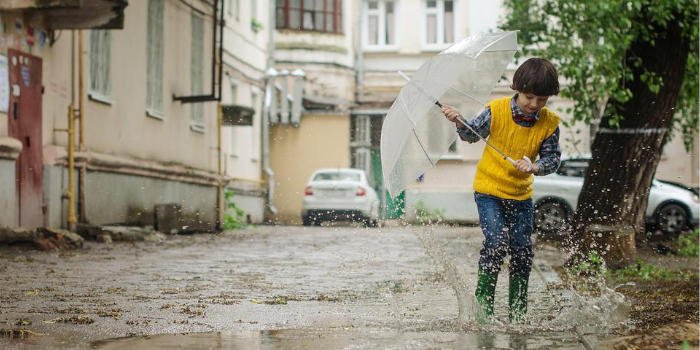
left=473, top=96, right=560, bottom=200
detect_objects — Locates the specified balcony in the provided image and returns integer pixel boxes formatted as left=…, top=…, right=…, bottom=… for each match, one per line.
left=0, top=0, right=128, bottom=29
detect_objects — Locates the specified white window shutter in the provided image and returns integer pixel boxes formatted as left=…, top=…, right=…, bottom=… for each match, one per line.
left=190, top=12, right=205, bottom=128
left=147, top=0, right=164, bottom=113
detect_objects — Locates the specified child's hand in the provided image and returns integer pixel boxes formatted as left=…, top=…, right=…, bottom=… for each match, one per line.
left=514, top=158, right=539, bottom=174
left=441, top=105, right=464, bottom=127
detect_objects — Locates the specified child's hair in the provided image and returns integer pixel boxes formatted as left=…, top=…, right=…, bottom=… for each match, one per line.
left=510, top=58, right=560, bottom=96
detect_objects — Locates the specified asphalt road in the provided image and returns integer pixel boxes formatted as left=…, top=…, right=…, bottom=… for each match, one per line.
left=0, top=224, right=625, bottom=349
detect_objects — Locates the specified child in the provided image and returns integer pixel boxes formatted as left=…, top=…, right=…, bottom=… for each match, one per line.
left=441, top=57, right=561, bottom=322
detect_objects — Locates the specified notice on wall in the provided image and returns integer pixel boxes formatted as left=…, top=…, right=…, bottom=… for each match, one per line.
left=0, top=55, right=8, bottom=113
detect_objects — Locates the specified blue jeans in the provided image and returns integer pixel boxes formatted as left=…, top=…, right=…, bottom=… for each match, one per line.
left=474, top=192, right=534, bottom=277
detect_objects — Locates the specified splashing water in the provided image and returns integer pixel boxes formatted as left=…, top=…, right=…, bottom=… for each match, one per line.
left=412, top=224, right=631, bottom=336
left=414, top=226, right=482, bottom=325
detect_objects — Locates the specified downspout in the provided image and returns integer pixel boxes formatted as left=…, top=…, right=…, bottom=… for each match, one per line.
left=262, top=0, right=277, bottom=216
left=355, top=1, right=364, bottom=103
left=67, top=105, right=76, bottom=231
left=216, top=104, right=223, bottom=230
left=77, top=30, right=86, bottom=223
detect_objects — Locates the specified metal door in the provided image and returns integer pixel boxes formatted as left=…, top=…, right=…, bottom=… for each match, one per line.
left=7, top=49, right=43, bottom=227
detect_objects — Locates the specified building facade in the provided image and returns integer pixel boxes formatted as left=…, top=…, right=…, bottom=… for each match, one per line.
left=266, top=0, right=357, bottom=223
left=0, top=0, right=269, bottom=230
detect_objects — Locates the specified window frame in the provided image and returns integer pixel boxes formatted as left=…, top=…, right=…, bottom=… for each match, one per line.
left=276, top=0, right=343, bottom=34
left=189, top=12, right=205, bottom=133
left=228, top=79, right=239, bottom=157
left=422, top=0, right=455, bottom=50
left=363, top=0, right=398, bottom=51
left=250, top=86, right=260, bottom=162
left=88, top=29, right=112, bottom=104
left=146, top=0, right=165, bottom=119
left=353, top=148, right=371, bottom=178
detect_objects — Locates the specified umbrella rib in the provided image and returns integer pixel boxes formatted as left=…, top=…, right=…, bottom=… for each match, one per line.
left=412, top=128, right=435, bottom=167
left=448, top=86, right=486, bottom=106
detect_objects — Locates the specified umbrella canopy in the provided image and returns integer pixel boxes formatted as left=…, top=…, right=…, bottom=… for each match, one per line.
left=380, top=31, right=519, bottom=197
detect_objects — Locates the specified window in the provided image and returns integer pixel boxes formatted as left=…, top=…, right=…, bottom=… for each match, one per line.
left=313, top=171, right=361, bottom=182
left=276, top=0, right=343, bottom=33
left=89, top=30, right=111, bottom=100
left=353, top=148, right=371, bottom=176
left=250, top=87, right=260, bottom=160
left=190, top=12, right=205, bottom=131
left=424, top=0, right=454, bottom=46
left=365, top=1, right=395, bottom=48
left=229, top=80, right=238, bottom=156
left=354, top=115, right=371, bottom=145
left=556, top=159, right=590, bottom=177
left=352, top=115, right=372, bottom=178
left=146, top=0, right=164, bottom=116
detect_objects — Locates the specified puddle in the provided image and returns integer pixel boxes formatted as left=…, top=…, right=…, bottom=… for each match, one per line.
left=91, top=328, right=587, bottom=350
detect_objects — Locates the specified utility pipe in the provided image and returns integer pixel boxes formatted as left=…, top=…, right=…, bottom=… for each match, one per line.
left=262, top=0, right=277, bottom=216
left=216, top=104, right=223, bottom=230
left=77, top=30, right=86, bottom=223
left=67, top=105, right=76, bottom=230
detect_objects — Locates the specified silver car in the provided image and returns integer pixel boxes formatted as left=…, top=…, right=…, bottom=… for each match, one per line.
left=532, top=157, right=700, bottom=235
left=301, top=168, right=380, bottom=227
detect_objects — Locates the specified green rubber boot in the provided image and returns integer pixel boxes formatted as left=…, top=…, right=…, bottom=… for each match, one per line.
left=474, top=270, right=498, bottom=321
left=509, top=274, right=529, bottom=322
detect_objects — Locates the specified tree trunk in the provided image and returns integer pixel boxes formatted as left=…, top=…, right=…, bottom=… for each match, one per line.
left=569, top=14, right=691, bottom=268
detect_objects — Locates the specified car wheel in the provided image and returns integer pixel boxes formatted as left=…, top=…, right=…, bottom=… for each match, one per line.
left=302, top=215, right=313, bottom=226
left=535, top=200, right=570, bottom=235
left=655, top=202, right=688, bottom=234
left=363, top=217, right=378, bottom=228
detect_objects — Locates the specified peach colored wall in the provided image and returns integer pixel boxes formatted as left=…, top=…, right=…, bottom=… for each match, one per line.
left=270, top=113, right=350, bottom=223
left=41, top=0, right=219, bottom=171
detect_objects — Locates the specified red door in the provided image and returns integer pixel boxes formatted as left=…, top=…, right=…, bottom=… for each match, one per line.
left=7, top=49, right=43, bottom=227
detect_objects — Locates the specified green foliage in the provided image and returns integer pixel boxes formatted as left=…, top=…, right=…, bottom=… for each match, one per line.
left=250, top=18, right=263, bottom=32
left=223, top=189, right=248, bottom=230
left=564, top=251, right=608, bottom=294
left=412, top=200, right=444, bottom=225
left=676, top=229, right=699, bottom=257
left=501, top=0, right=699, bottom=149
left=611, top=259, right=694, bottom=281
left=567, top=250, right=606, bottom=277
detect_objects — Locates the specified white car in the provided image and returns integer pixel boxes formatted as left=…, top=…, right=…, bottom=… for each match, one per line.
left=301, top=168, right=380, bottom=227
left=533, top=157, right=700, bottom=235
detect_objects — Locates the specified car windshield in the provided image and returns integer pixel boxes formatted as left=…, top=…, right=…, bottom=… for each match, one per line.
left=313, top=171, right=361, bottom=182
left=556, top=159, right=589, bottom=177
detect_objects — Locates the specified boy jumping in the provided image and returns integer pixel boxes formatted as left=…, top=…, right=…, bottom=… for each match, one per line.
left=441, top=57, right=562, bottom=322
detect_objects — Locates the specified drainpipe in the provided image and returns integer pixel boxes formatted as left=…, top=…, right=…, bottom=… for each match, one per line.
left=77, top=30, right=86, bottom=223
left=216, top=104, right=223, bottom=230
left=67, top=105, right=76, bottom=231
left=262, top=0, right=277, bottom=217
left=262, top=67, right=278, bottom=216
left=355, top=1, right=365, bottom=103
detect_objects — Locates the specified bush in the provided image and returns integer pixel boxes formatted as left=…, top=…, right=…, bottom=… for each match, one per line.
left=223, top=190, right=247, bottom=230
left=412, top=200, right=444, bottom=225
left=676, top=229, right=699, bottom=257
left=611, top=260, right=694, bottom=281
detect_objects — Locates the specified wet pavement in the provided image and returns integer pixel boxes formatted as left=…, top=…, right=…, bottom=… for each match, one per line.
left=0, top=225, right=625, bottom=349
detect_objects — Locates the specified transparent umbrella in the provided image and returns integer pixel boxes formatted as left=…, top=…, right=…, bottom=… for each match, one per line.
left=380, top=31, right=519, bottom=197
